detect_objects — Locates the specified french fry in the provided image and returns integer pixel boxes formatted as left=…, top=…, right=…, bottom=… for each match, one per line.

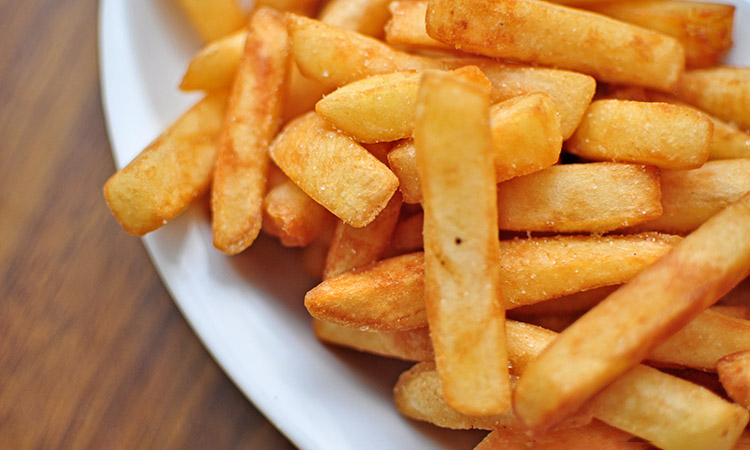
left=583, top=0, right=734, bottom=69
left=632, top=159, right=750, bottom=234
left=415, top=70, right=509, bottom=415
left=306, top=233, right=680, bottom=331
left=385, top=210, right=424, bottom=256
left=313, top=320, right=433, bottom=361
left=282, top=63, right=331, bottom=123
left=712, top=304, right=750, bottom=321
left=387, top=140, right=421, bottom=204
left=566, top=99, right=713, bottom=169
left=507, top=321, right=749, bottom=450
left=269, top=112, right=399, bottom=228
left=262, top=177, right=334, bottom=247
left=425, top=0, right=685, bottom=90
left=385, top=1, right=452, bottom=51
left=717, top=350, right=750, bottom=409
left=323, top=192, right=402, bottom=279
left=211, top=8, right=291, bottom=254
left=104, top=92, right=227, bottom=235
left=513, top=192, right=750, bottom=434
left=673, top=67, right=750, bottom=131
left=318, top=0, right=394, bottom=38
left=177, top=0, right=246, bottom=42
left=300, top=223, right=335, bottom=279
left=257, top=0, right=321, bottom=16
left=508, top=285, right=617, bottom=318
left=287, top=14, right=442, bottom=89
left=496, top=163, right=662, bottom=233
left=179, top=29, right=246, bottom=92
left=473, top=420, right=642, bottom=450
left=649, top=309, right=750, bottom=371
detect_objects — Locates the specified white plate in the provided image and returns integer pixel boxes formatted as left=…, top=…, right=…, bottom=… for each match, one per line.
left=98, top=2, right=748, bottom=449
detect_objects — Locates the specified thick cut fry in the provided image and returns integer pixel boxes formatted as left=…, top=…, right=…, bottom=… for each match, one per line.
left=323, top=192, right=402, bottom=279
left=287, top=14, right=442, bottom=89
left=180, top=29, right=246, bottom=92
left=425, top=0, right=685, bottom=90
left=386, top=211, right=424, bottom=256
left=177, top=0, right=246, bottom=42
left=104, top=92, right=226, bottom=235
left=496, top=163, right=662, bottom=233
left=514, top=192, right=750, bottom=434
left=387, top=140, right=422, bottom=204
left=474, top=420, right=642, bottom=450
left=269, top=112, right=399, bottom=227
left=717, top=350, right=750, bottom=408
left=319, top=0, right=393, bottom=38
left=567, top=99, right=712, bottom=169
left=508, top=285, right=618, bottom=318
left=211, top=8, right=291, bottom=254
left=386, top=1, right=452, bottom=51
left=649, top=309, right=750, bottom=371
left=584, top=0, right=734, bottom=68
left=313, top=320, right=433, bottom=361
left=507, top=321, right=749, bottom=450
left=673, top=67, right=750, bottom=131
left=415, top=70, right=508, bottom=415
left=262, top=178, right=333, bottom=247
left=633, top=159, right=750, bottom=234
left=306, top=233, right=679, bottom=331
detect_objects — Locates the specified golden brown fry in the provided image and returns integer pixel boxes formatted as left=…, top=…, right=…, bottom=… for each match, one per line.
left=633, top=159, right=750, bottom=234
left=313, top=320, right=433, bottom=361
left=104, top=92, right=227, bottom=236
left=180, top=29, right=246, bottom=92
left=474, top=420, right=643, bottom=450
left=387, top=140, right=421, bottom=204
left=385, top=1, right=452, bottom=51
left=649, top=309, right=750, bottom=371
left=508, top=285, right=618, bottom=318
left=323, top=192, right=402, bottom=279
left=287, top=14, right=442, bottom=89
left=283, top=63, right=331, bottom=123
left=269, top=112, right=399, bottom=227
left=673, top=67, right=750, bottom=131
left=318, top=0, right=393, bottom=38
left=507, top=321, right=749, bottom=450
left=583, top=0, right=734, bottom=69
left=211, top=8, right=291, bottom=254
left=425, top=0, right=685, bottom=90
left=567, top=99, right=712, bottom=169
left=415, top=70, right=509, bottom=415
left=306, top=233, right=679, bottom=331
left=513, top=192, right=750, bottom=434
left=717, top=350, right=750, bottom=408
left=177, top=0, right=246, bottom=42
left=711, top=304, right=750, bottom=321
left=262, top=177, right=333, bottom=247
left=496, top=163, right=662, bottom=233
left=385, top=211, right=424, bottom=256
left=257, top=0, right=321, bottom=16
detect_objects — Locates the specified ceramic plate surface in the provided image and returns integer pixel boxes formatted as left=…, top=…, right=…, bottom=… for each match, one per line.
left=98, top=1, right=749, bottom=448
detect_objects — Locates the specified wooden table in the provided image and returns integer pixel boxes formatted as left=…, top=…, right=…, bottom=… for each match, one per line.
left=0, top=0, right=296, bottom=447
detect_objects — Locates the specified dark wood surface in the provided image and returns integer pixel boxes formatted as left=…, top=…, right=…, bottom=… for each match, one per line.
left=0, top=0, right=296, bottom=447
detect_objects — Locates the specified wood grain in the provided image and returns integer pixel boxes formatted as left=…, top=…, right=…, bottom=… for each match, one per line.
left=0, top=0, right=295, bottom=448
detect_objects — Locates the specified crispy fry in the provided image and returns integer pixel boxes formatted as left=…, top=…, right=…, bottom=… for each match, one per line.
left=269, top=112, right=399, bottom=227
left=104, top=92, right=227, bottom=235
left=717, top=350, right=750, bottom=408
left=632, top=159, right=750, bottom=234
left=177, top=0, right=246, bottom=42
left=306, top=233, right=679, bottom=331
left=318, top=0, right=393, bottom=38
left=584, top=0, right=734, bottom=69
left=496, top=163, right=662, bottom=233
left=425, top=0, right=685, bottom=90
left=180, top=29, right=246, bottom=92
left=387, top=140, right=421, bottom=204
left=673, top=67, right=750, bottom=131
left=566, top=99, right=712, bottom=169
left=415, top=70, right=509, bottom=415
left=323, top=192, right=402, bottom=279
left=386, top=1, right=452, bottom=51
left=474, top=420, right=642, bottom=450
left=211, top=8, right=291, bottom=254
left=514, top=192, right=750, bottom=433
left=287, top=14, right=442, bottom=89
left=385, top=211, right=424, bottom=256
left=313, top=320, right=433, bottom=361
left=257, top=0, right=321, bottom=16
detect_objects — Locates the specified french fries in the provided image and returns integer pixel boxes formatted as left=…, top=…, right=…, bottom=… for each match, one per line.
left=106, top=1, right=750, bottom=447
left=211, top=8, right=291, bottom=254
left=425, top=0, right=685, bottom=90
left=514, top=192, right=750, bottom=433
left=104, top=91, right=227, bottom=235
left=415, top=70, right=509, bottom=415
left=566, top=99, right=713, bottom=169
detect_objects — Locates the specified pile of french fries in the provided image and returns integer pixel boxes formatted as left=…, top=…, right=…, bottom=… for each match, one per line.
left=104, top=0, right=750, bottom=447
